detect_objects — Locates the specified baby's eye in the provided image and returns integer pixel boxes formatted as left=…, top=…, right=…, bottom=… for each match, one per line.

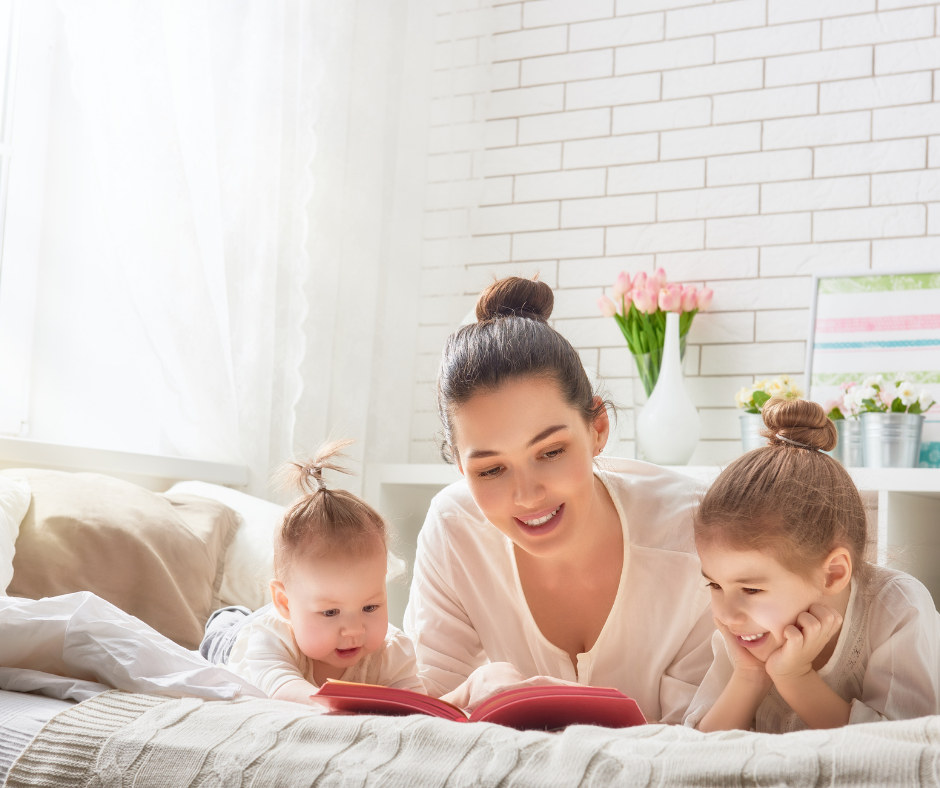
left=321, top=609, right=340, bottom=617
left=477, top=466, right=503, bottom=479
left=742, top=588, right=762, bottom=595
left=363, top=604, right=380, bottom=613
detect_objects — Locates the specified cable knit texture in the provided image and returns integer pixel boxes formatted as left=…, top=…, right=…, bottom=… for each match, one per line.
left=6, top=691, right=940, bottom=787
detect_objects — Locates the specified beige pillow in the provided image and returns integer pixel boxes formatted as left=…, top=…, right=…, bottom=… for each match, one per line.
left=2, top=469, right=239, bottom=649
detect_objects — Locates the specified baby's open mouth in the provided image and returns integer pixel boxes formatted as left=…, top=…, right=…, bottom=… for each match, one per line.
left=335, top=646, right=361, bottom=659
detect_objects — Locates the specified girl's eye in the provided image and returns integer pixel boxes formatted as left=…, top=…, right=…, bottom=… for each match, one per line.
left=321, top=609, right=340, bottom=617
left=742, top=588, right=762, bottom=595
left=477, top=466, right=503, bottom=479
left=363, top=604, right=380, bottom=613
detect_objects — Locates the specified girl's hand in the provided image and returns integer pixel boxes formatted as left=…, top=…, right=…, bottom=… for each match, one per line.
left=714, top=618, right=771, bottom=689
left=765, top=604, right=843, bottom=682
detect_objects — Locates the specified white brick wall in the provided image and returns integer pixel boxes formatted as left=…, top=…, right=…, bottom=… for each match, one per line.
left=413, top=0, right=940, bottom=464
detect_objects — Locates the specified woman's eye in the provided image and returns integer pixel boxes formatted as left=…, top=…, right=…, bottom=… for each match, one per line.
left=363, top=604, right=380, bottom=613
left=542, top=447, right=565, bottom=459
left=478, top=466, right=503, bottom=479
left=321, top=609, right=340, bottom=617
left=706, top=582, right=721, bottom=590
left=742, top=588, right=762, bottom=595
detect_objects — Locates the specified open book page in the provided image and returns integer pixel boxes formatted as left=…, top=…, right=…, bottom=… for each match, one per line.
left=312, top=680, right=647, bottom=730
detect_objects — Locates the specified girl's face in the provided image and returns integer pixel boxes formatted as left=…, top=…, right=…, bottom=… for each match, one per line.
left=451, top=376, right=609, bottom=559
left=697, top=542, right=831, bottom=662
left=271, top=546, right=388, bottom=672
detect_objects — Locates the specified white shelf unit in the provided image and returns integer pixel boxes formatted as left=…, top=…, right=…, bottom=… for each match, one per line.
left=366, top=463, right=940, bottom=627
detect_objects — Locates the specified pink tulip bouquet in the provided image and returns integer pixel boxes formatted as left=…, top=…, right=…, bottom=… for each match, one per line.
left=597, top=268, right=713, bottom=396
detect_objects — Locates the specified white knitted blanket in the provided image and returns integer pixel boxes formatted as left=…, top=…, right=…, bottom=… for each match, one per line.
left=6, top=691, right=940, bottom=787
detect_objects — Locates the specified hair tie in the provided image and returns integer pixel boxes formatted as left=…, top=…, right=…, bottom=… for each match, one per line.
left=775, top=433, right=818, bottom=451
left=308, top=467, right=328, bottom=491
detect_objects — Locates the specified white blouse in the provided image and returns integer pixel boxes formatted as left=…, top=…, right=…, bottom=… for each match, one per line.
left=403, top=458, right=715, bottom=724
left=684, top=565, right=940, bottom=732
left=227, top=609, right=425, bottom=696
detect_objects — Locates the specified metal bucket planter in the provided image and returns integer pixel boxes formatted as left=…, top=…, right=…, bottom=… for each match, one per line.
left=861, top=412, right=925, bottom=468
left=832, top=418, right=864, bottom=467
left=740, top=412, right=766, bottom=453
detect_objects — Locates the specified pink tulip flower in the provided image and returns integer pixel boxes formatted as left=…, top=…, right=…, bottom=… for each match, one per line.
left=654, top=267, right=667, bottom=286
left=659, top=285, right=682, bottom=313
left=633, top=271, right=648, bottom=291
left=696, top=287, right=714, bottom=310
left=680, top=285, right=698, bottom=312
left=633, top=287, right=655, bottom=314
left=612, top=272, right=631, bottom=297
left=598, top=295, right=618, bottom=318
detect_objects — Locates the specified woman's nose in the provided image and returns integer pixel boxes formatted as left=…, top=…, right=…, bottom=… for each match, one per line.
left=513, top=470, right=545, bottom=508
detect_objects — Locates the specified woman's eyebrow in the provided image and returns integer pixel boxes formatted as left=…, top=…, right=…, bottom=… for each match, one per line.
left=527, top=424, right=568, bottom=447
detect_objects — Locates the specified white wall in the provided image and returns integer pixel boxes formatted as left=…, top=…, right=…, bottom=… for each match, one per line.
left=412, top=0, right=940, bottom=464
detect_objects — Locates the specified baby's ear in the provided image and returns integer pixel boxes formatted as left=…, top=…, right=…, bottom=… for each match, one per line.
left=822, top=548, right=852, bottom=594
left=270, top=580, right=291, bottom=621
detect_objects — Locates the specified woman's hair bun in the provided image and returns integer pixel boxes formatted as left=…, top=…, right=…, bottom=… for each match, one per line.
left=761, top=397, right=837, bottom=452
left=476, top=276, right=553, bottom=322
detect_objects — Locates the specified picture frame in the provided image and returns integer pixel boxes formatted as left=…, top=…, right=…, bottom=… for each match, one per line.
left=805, top=270, right=940, bottom=468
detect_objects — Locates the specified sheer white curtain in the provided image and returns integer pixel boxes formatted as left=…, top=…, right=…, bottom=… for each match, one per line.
left=54, top=0, right=317, bottom=492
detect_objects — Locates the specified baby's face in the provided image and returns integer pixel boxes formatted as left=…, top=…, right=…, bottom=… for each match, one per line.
left=698, top=543, right=825, bottom=663
left=275, top=547, right=389, bottom=672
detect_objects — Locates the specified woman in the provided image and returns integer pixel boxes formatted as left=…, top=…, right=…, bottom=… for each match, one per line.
left=403, top=276, right=714, bottom=724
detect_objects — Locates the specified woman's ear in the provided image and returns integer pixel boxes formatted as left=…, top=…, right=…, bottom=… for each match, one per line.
left=590, top=396, right=610, bottom=456
left=821, top=548, right=852, bottom=595
left=270, top=580, right=291, bottom=620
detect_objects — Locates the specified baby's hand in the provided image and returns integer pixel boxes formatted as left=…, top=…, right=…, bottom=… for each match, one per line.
left=714, top=618, right=770, bottom=688
left=765, top=604, right=843, bottom=682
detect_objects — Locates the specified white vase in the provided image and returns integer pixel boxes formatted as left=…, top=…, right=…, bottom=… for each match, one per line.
left=636, top=312, right=701, bottom=465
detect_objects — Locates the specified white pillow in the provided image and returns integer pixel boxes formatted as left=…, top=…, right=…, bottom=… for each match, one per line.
left=0, top=477, right=31, bottom=596
left=167, top=481, right=284, bottom=611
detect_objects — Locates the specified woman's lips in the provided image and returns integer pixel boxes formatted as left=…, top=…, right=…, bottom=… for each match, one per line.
left=513, top=503, right=564, bottom=537
left=735, top=632, right=768, bottom=649
left=334, top=646, right=361, bottom=660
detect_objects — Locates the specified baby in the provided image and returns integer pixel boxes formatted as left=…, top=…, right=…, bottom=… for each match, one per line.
left=226, top=440, right=425, bottom=703
left=685, top=398, right=940, bottom=732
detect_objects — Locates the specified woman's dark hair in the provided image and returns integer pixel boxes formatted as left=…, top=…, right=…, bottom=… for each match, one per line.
left=437, top=276, right=607, bottom=462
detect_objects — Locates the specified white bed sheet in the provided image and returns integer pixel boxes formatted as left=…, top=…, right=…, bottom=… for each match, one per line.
left=0, top=689, right=73, bottom=785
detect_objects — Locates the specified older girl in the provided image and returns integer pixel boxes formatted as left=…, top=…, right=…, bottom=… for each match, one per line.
left=686, top=398, right=940, bottom=732
left=403, top=277, right=714, bottom=724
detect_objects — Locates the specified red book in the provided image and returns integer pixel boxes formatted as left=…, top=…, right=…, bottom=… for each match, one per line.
left=311, top=680, right=646, bottom=731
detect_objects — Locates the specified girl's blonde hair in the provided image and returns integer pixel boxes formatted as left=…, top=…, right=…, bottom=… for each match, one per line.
left=272, top=440, right=388, bottom=580
left=694, top=397, right=872, bottom=585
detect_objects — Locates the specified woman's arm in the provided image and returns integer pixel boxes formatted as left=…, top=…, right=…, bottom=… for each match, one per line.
left=402, top=513, right=487, bottom=698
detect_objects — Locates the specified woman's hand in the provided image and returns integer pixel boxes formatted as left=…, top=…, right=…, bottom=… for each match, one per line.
left=714, top=618, right=771, bottom=690
left=765, top=603, right=843, bottom=682
left=440, top=663, right=580, bottom=714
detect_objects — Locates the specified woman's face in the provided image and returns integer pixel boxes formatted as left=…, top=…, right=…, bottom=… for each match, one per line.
left=451, top=376, right=609, bottom=559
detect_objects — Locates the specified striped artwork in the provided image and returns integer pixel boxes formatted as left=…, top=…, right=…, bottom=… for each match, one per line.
left=807, top=273, right=940, bottom=468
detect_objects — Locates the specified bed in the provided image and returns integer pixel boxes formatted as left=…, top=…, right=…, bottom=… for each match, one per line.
left=1, top=467, right=940, bottom=787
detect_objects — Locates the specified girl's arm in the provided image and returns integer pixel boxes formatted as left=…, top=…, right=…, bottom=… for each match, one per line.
left=765, top=604, right=850, bottom=729
left=692, top=620, right=772, bottom=732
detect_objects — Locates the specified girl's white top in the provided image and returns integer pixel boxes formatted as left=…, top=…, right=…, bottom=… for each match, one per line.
left=684, top=565, right=940, bottom=732
left=403, top=459, right=715, bottom=724
left=227, top=609, right=425, bottom=696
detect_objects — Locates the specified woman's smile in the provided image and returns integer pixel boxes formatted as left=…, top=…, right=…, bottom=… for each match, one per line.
left=514, top=503, right=565, bottom=536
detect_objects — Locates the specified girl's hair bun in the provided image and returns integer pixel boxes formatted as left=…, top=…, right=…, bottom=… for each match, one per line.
left=761, top=397, right=837, bottom=452
left=476, top=276, right=553, bottom=322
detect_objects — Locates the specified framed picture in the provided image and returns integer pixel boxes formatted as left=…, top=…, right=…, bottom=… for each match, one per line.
left=805, top=270, right=940, bottom=468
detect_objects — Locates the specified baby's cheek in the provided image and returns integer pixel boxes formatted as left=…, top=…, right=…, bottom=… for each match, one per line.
left=294, top=617, right=336, bottom=660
